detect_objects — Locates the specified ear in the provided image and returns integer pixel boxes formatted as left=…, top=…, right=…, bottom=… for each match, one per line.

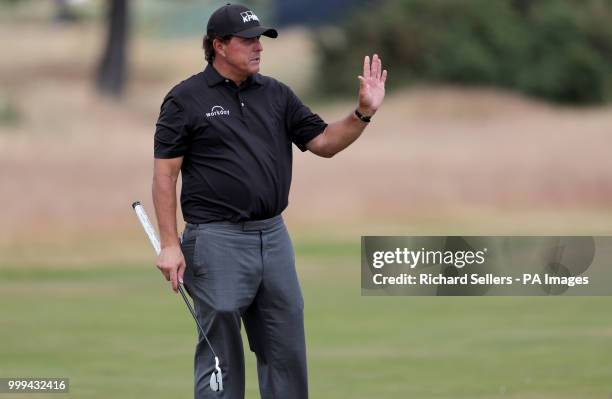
left=213, top=38, right=227, bottom=58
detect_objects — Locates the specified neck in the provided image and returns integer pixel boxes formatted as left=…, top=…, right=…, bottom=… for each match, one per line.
left=212, top=60, right=248, bottom=86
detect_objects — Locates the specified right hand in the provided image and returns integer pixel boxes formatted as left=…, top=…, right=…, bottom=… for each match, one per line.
left=156, top=245, right=186, bottom=293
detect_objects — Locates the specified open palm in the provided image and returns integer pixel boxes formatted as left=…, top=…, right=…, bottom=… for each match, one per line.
left=358, top=54, right=387, bottom=115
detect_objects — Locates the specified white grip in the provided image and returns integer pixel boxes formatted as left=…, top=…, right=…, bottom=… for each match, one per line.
left=132, top=201, right=161, bottom=256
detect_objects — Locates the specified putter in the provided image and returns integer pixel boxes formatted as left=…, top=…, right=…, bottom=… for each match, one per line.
left=132, top=201, right=223, bottom=392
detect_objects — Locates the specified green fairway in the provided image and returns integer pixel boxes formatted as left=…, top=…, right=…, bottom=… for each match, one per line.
left=1, top=241, right=611, bottom=398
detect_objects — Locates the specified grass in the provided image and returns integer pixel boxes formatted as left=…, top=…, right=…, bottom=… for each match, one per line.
left=1, top=242, right=612, bottom=398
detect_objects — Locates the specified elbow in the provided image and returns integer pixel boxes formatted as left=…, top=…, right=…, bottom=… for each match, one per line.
left=152, top=172, right=179, bottom=194
left=321, top=149, right=337, bottom=158
left=316, top=142, right=339, bottom=158
left=306, top=131, right=339, bottom=158
left=312, top=146, right=337, bottom=158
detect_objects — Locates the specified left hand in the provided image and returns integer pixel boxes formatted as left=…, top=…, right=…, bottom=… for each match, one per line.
left=357, top=54, right=387, bottom=116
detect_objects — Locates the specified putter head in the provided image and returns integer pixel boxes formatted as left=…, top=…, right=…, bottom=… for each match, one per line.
left=209, top=356, right=223, bottom=392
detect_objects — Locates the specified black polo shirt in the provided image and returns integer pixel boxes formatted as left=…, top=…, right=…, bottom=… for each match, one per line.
left=154, top=64, right=327, bottom=223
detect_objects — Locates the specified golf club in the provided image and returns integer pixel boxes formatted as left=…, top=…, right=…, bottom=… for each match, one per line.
left=131, top=201, right=223, bottom=392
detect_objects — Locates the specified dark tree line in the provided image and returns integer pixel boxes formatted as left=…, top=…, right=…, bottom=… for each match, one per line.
left=96, top=0, right=129, bottom=97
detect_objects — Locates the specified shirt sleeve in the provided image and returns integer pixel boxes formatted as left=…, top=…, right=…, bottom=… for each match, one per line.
left=284, top=86, right=328, bottom=152
left=154, top=96, right=191, bottom=159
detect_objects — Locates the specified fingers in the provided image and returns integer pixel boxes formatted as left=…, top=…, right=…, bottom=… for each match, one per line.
left=177, top=262, right=185, bottom=286
left=363, top=55, right=370, bottom=79
left=170, top=268, right=178, bottom=293
left=157, top=263, right=170, bottom=280
left=362, top=54, right=386, bottom=82
left=156, top=246, right=185, bottom=293
left=157, top=264, right=181, bottom=293
left=371, top=54, right=379, bottom=80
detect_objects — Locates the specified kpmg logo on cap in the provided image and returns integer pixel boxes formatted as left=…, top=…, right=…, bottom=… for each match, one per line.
left=240, top=11, right=259, bottom=23
left=206, top=105, right=230, bottom=118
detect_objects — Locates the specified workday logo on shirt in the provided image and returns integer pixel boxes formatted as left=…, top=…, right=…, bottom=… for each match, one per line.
left=206, top=105, right=230, bottom=118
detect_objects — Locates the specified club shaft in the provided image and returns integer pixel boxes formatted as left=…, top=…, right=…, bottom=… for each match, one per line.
left=132, top=201, right=218, bottom=358
left=177, top=284, right=218, bottom=358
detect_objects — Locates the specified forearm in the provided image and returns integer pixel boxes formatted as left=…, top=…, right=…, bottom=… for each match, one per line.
left=152, top=173, right=180, bottom=248
left=318, top=111, right=369, bottom=157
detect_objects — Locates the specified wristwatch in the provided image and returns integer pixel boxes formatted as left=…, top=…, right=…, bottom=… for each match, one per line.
left=354, top=109, right=372, bottom=123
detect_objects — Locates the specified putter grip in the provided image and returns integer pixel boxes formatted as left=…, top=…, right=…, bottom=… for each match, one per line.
left=132, top=201, right=162, bottom=255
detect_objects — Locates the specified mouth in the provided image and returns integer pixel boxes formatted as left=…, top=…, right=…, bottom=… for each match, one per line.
left=250, top=57, right=260, bottom=63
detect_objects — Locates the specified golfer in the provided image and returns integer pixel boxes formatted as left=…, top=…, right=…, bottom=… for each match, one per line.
left=152, top=3, right=386, bottom=398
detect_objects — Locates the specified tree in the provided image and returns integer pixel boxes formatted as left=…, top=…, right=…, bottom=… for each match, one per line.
left=96, top=0, right=129, bottom=97
left=54, top=0, right=77, bottom=23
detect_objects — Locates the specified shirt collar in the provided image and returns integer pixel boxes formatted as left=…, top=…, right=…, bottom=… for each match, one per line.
left=204, top=64, right=262, bottom=88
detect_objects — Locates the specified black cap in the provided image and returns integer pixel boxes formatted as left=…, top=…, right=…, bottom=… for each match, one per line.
left=207, top=3, right=278, bottom=39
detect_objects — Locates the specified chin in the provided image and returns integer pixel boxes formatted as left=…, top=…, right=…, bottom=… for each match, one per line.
left=248, top=65, right=260, bottom=75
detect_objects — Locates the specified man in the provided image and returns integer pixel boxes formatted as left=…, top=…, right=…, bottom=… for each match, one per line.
left=152, top=3, right=386, bottom=398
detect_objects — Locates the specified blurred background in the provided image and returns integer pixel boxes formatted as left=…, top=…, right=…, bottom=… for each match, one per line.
left=1, top=0, right=612, bottom=398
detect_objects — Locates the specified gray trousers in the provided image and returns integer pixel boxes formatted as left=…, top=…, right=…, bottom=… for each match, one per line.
left=181, top=215, right=308, bottom=399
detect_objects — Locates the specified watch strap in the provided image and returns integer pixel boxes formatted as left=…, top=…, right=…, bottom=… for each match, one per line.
left=355, top=109, right=372, bottom=123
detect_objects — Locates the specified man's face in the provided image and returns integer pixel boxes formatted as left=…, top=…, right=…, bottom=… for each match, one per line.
left=220, top=36, right=263, bottom=77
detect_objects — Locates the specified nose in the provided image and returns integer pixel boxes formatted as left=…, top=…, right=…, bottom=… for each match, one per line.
left=253, top=37, right=263, bottom=52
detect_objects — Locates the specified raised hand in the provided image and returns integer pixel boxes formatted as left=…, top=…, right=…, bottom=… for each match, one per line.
left=357, top=54, right=387, bottom=116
